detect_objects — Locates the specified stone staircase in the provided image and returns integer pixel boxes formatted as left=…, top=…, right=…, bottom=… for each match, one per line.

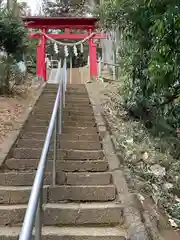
left=0, top=84, right=127, bottom=239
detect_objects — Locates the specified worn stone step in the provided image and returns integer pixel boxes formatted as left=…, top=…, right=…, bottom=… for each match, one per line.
left=66, top=172, right=111, bottom=185
left=0, top=186, right=48, bottom=204
left=5, top=159, right=108, bottom=172
left=43, top=203, right=123, bottom=226
left=34, top=112, right=94, bottom=118
left=0, top=185, right=115, bottom=204
left=66, top=92, right=88, bottom=95
left=34, top=109, right=93, bottom=115
left=43, top=87, right=87, bottom=92
left=10, top=148, right=104, bottom=160
left=65, top=99, right=90, bottom=103
left=34, top=103, right=92, bottom=111
left=23, top=126, right=97, bottom=134
left=0, top=171, right=110, bottom=187
left=40, top=95, right=89, bottom=100
left=63, top=112, right=94, bottom=118
left=66, top=89, right=87, bottom=92
left=22, top=129, right=98, bottom=137
left=40, top=96, right=90, bottom=102
left=0, top=226, right=127, bottom=240
left=20, top=132, right=100, bottom=141
left=34, top=116, right=95, bottom=123
left=16, top=139, right=101, bottom=150
left=48, top=185, right=116, bottom=202
left=67, top=85, right=87, bottom=88
left=36, top=98, right=91, bottom=104
left=36, top=100, right=56, bottom=105
left=65, top=108, right=93, bottom=113
left=36, top=104, right=93, bottom=110
left=35, top=104, right=92, bottom=110
left=29, top=114, right=95, bottom=121
left=26, top=119, right=96, bottom=127
left=0, top=203, right=122, bottom=226
left=65, top=102, right=91, bottom=107
left=0, top=171, right=65, bottom=186
left=34, top=109, right=94, bottom=115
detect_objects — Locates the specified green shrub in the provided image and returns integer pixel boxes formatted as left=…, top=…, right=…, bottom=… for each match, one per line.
left=96, top=0, right=180, bottom=154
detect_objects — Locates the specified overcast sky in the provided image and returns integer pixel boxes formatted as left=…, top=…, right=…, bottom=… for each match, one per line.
left=18, top=0, right=42, bottom=14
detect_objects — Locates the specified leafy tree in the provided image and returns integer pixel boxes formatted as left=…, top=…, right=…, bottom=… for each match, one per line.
left=96, top=0, right=180, bottom=138
left=43, top=0, right=100, bottom=16
left=43, top=0, right=87, bottom=16
left=0, top=9, right=27, bottom=94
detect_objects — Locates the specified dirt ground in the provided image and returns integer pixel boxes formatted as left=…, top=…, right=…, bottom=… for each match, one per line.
left=0, top=78, right=43, bottom=144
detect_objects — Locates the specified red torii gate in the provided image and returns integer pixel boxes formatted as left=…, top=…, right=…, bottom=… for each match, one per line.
left=22, top=16, right=105, bottom=81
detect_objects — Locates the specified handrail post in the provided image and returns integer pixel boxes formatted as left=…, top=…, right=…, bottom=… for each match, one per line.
left=63, top=59, right=66, bottom=108
left=98, top=57, right=102, bottom=81
left=59, top=64, right=63, bottom=135
left=64, top=58, right=67, bottom=92
left=53, top=112, right=58, bottom=185
left=35, top=187, right=42, bottom=240
left=70, top=56, right=72, bottom=84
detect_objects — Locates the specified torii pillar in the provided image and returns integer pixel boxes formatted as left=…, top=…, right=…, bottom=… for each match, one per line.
left=36, top=28, right=47, bottom=81
left=88, top=28, right=98, bottom=80
left=41, top=28, right=47, bottom=81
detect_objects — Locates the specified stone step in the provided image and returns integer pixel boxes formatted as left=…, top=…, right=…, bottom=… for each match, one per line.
left=35, top=103, right=92, bottom=111
left=63, top=113, right=94, bottom=118
left=0, top=171, right=65, bottom=186
left=0, top=185, right=115, bottom=204
left=39, top=97, right=90, bottom=102
left=0, top=171, right=111, bottom=186
left=5, top=159, right=108, bottom=172
left=64, top=98, right=90, bottom=103
left=34, top=108, right=94, bottom=115
left=0, top=226, right=127, bottom=240
left=49, top=185, right=116, bottom=202
left=66, top=84, right=87, bottom=87
left=34, top=104, right=93, bottom=109
left=33, top=112, right=94, bottom=118
left=0, top=186, right=48, bottom=204
left=36, top=100, right=90, bottom=105
left=20, top=132, right=100, bottom=141
left=23, top=126, right=97, bottom=134
left=40, top=94, right=89, bottom=100
left=10, top=148, right=104, bottom=160
left=64, top=108, right=93, bottom=113
left=66, top=172, right=111, bottom=185
left=16, top=139, right=101, bottom=150
left=66, top=93, right=88, bottom=96
left=0, top=203, right=122, bottom=226
left=43, top=89, right=88, bottom=94
left=26, top=119, right=96, bottom=127
left=37, top=98, right=91, bottom=103
left=66, top=92, right=89, bottom=95
left=34, top=109, right=94, bottom=115
left=41, top=90, right=88, bottom=94
left=36, top=104, right=92, bottom=109
left=63, top=120, right=95, bottom=127
left=43, top=203, right=123, bottom=225
left=65, top=103, right=91, bottom=107
left=29, top=115, right=95, bottom=122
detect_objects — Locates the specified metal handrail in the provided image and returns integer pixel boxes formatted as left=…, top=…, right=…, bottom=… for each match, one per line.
left=19, top=59, right=67, bottom=240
